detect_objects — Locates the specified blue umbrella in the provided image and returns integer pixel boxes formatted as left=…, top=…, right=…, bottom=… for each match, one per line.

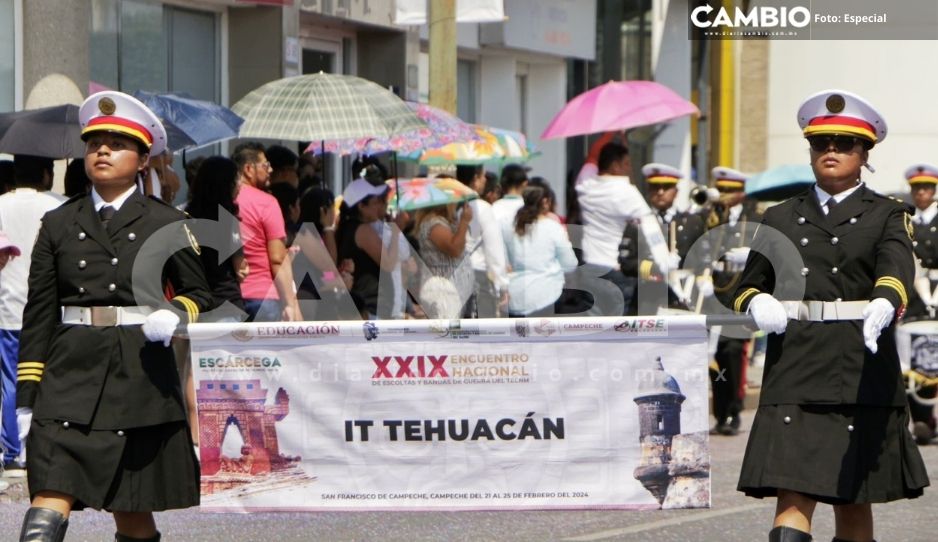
left=746, top=164, right=815, bottom=201
left=132, top=91, right=243, bottom=153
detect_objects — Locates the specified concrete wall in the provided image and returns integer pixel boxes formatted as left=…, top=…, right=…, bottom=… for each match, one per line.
left=767, top=40, right=938, bottom=195
left=228, top=7, right=282, bottom=105
left=22, top=0, right=89, bottom=107
left=478, top=55, right=517, bottom=132
left=526, top=61, right=568, bottom=212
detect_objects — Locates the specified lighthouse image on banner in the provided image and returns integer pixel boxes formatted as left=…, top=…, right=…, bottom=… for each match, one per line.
left=632, top=357, right=710, bottom=508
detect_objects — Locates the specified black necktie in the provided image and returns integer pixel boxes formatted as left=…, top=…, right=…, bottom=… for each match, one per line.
left=99, top=205, right=116, bottom=230
left=825, top=198, right=837, bottom=215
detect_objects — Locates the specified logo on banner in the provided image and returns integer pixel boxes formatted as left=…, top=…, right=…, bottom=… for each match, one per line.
left=363, top=321, right=379, bottom=341
left=514, top=320, right=530, bottom=338
left=533, top=319, right=557, bottom=337
left=231, top=328, right=253, bottom=342
left=614, top=318, right=668, bottom=335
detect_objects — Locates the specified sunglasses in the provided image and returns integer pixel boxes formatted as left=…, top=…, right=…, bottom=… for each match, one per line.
left=807, top=135, right=863, bottom=153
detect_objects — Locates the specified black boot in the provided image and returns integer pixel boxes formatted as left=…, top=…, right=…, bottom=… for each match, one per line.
left=19, top=507, right=68, bottom=542
left=769, top=526, right=813, bottom=542
left=115, top=531, right=161, bottom=542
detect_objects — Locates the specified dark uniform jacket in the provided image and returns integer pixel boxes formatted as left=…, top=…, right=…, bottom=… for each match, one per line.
left=707, top=200, right=763, bottom=310
left=733, top=185, right=914, bottom=407
left=906, top=209, right=938, bottom=319
left=16, top=190, right=212, bottom=430
left=619, top=209, right=710, bottom=312
left=619, top=209, right=710, bottom=280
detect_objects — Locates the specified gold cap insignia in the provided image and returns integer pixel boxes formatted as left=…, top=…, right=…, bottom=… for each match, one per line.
left=825, top=94, right=845, bottom=114
left=98, top=97, right=116, bottom=115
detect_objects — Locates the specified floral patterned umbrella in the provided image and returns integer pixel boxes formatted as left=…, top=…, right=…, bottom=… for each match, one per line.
left=400, top=125, right=537, bottom=165
left=304, top=101, right=480, bottom=156
left=385, top=177, right=478, bottom=212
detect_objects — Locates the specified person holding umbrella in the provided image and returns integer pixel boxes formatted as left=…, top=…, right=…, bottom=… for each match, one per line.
left=734, top=90, right=929, bottom=542
left=15, top=91, right=212, bottom=542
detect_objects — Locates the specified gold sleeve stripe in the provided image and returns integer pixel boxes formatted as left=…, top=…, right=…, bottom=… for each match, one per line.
left=875, top=277, right=908, bottom=306
left=17, top=369, right=43, bottom=376
left=18, top=375, right=41, bottom=382
left=18, top=362, right=45, bottom=369
left=734, top=288, right=761, bottom=313
left=174, top=296, right=199, bottom=323
left=639, top=260, right=653, bottom=281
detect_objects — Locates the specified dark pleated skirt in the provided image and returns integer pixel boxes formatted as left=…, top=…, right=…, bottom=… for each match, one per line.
left=738, top=404, right=929, bottom=504
left=26, top=419, right=200, bottom=511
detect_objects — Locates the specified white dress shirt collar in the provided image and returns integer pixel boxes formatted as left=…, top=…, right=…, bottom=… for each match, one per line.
left=915, top=201, right=938, bottom=225
left=814, top=181, right=862, bottom=213
left=91, top=184, right=138, bottom=212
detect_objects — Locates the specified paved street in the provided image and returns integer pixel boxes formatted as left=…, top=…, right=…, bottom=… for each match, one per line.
left=3, top=411, right=938, bottom=541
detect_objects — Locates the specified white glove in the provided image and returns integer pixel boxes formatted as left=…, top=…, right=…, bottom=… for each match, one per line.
left=748, top=293, right=788, bottom=335
left=16, top=407, right=32, bottom=442
left=696, top=275, right=715, bottom=298
left=724, top=247, right=751, bottom=266
left=862, top=298, right=895, bottom=354
left=141, top=309, right=181, bottom=347
left=667, top=252, right=682, bottom=272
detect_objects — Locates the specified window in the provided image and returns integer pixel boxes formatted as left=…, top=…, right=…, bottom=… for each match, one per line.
left=247, top=383, right=254, bottom=390
left=220, top=384, right=227, bottom=390
left=207, top=383, right=214, bottom=389
left=456, top=59, right=476, bottom=123
left=232, top=384, right=240, bottom=390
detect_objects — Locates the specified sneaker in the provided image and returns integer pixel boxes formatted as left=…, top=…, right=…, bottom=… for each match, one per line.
left=913, top=421, right=934, bottom=445
left=2, top=459, right=26, bottom=478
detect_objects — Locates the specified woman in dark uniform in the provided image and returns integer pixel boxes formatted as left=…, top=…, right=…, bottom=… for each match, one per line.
left=16, top=91, right=212, bottom=541
left=733, top=90, right=929, bottom=542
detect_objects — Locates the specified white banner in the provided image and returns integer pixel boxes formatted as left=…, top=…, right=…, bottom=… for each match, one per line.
left=189, top=316, right=711, bottom=512
left=394, top=0, right=505, bottom=25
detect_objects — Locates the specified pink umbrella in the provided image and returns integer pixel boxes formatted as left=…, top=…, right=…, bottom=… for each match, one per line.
left=541, top=80, right=699, bottom=140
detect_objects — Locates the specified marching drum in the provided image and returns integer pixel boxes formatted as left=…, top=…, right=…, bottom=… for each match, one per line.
left=896, top=318, right=938, bottom=405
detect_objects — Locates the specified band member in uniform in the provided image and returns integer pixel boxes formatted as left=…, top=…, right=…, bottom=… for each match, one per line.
left=903, top=164, right=938, bottom=444
left=706, top=166, right=762, bottom=436
left=618, top=163, right=713, bottom=314
left=15, top=91, right=213, bottom=542
left=734, top=90, right=929, bottom=542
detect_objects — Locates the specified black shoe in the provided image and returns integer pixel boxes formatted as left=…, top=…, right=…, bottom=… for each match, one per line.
left=729, top=415, right=741, bottom=430
left=116, top=531, right=161, bottom=542
left=710, top=423, right=726, bottom=435
left=717, top=424, right=740, bottom=436
left=768, top=525, right=812, bottom=542
left=3, top=459, right=26, bottom=478
left=19, top=507, right=69, bottom=542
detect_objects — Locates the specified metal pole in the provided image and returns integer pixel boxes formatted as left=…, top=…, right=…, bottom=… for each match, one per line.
left=428, top=0, right=457, bottom=115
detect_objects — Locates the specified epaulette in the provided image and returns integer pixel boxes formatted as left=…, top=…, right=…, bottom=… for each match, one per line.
left=878, top=193, right=915, bottom=214
left=147, top=195, right=189, bottom=217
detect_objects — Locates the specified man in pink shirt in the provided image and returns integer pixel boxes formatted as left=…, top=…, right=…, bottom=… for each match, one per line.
left=232, top=142, right=301, bottom=321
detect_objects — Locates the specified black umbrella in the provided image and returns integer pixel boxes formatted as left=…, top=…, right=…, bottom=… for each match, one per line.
left=0, top=104, right=85, bottom=158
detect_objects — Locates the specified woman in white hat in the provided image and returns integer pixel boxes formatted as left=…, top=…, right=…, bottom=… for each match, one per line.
left=16, top=91, right=212, bottom=541
left=733, top=90, right=929, bottom=542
